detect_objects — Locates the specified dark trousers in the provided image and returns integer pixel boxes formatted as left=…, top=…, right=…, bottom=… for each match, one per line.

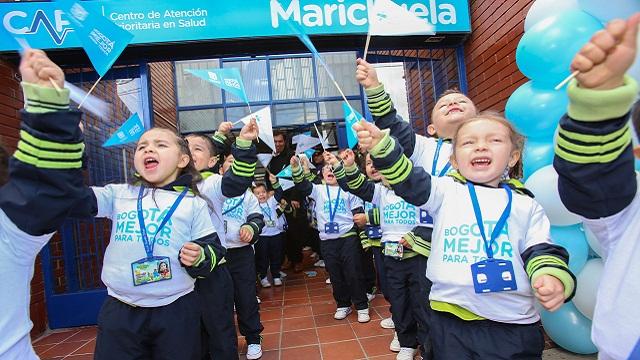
left=361, top=246, right=377, bottom=294
left=321, top=235, right=368, bottom=310
left=195, top=265, right=238, bottom=360
left=429, top=310, right=544, bottom=360
left=255, top=233, right=284, bottom=279
left=227, top=246, right=264, bottom=344
left=284, top=211, right=305, bottom=264
left=384, top=255, right=431, bottom=349
left=94, top=292, right=201, bottom=360
left=308, top=227, right=322, bottom=259
left=372, top=246, right=391, bottom=309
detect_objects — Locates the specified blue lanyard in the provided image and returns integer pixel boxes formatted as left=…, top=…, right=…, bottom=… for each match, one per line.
left=326, top=185, right=342, bottom=223
left=466, top=182, right=512, bottom=259
left=137, top=186, right=188, bottom=259
left=260, top=203, right=273, bottom=221
left=222, top=193, right=246, bottom=216
left=432, top=138, right=452, bottom=177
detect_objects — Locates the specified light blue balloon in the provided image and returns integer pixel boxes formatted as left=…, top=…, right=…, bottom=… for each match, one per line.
left=523, top=140, right=555, bottom=181
left=516, top=10, right=603, bottom=86
left=506, top=81, right=568, bottom=140
left=540, top=302, right=598, bottom=354
left=578, top=0, right=640, bottom=22
left=550, top=224, right=589, bottom=274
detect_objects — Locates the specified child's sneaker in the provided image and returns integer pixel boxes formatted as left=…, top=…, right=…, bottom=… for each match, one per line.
left=380, top=317, right=395, bottom=329
left=279, top=271, right=287, bottom=278
left=246, top=343, right=263, bottom=360
left=334, top=307, right=352, bottom=320
left=367, top=293, right=376, bottom=302
left=273, top=278, right=283, bottom=286
left=260, top=277, right=271, bottom=288
left=325, top=278, right=331, bottom=284
left=314, top=259, right=326, bottom=267
left=357, top=308, right=370, bottom=323
left=390, top=332, right=401, bottom=352
left=396, top=347, right=417, bottom=360
left=256, top=296, right=261, bottom=304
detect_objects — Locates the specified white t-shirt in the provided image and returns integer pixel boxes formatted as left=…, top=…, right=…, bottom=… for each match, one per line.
left=0, top=209, right=51, bottom=360
left=196, top=173, right=228, bottom=247
left=222, top=190, right=261, bottom=248
left=411, top=136, right=453, bottom=178
left=308, top=184, right=361, bottom=240
left=584, top=190, right=640, bottom=360
left=371, top=183, right=431, bottom=243
left=259, top=197, right=285, bottom=237
left=93, top=184, right=216, bottom=307
left=422, top=177, right=552, bottom=324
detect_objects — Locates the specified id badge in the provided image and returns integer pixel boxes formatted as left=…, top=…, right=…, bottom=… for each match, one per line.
left=325, top=222, right=340, bottom=234
left=419, top=209, right=433, bottom=224
left=384, top=241, right=404, bottom=259
left=266, top=220, right=276, bottom=227
left=366, top=225, right=382, bottom=239
left=470, top=258, right=517, bottom=294
left=131, top=256, right=172, bottom=286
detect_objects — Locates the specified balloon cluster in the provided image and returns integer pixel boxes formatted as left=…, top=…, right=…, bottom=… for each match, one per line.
left=508, top=0, right=640, bottom=354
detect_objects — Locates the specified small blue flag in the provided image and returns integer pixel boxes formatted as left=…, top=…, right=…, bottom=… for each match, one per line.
left=343, top=102, right=364, bottom=149
left=304, top=148, right=316, bottom=159
left=186, top=68, right=249, bottom=103
left=103, top=113, right=144, bottom=147
left=64, top=1, right=133, bottom=77
left=276, top=165, right=293, bottom=179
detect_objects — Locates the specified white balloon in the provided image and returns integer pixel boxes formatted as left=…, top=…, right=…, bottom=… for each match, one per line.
left=525, top=165, right=581, bottom=226
left=574, top=258, right=604, bottom=319
left=584, top=226, right=606, bottom=259
left=524, top=0, right=579, bottom=31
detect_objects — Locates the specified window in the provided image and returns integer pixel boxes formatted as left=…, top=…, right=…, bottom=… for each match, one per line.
left=175, top=59, right=222, bottom=107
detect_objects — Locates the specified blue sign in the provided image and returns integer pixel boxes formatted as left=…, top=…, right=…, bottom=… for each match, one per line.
left=343, top=101, right=364, bottom=149
left=186, top=68, right=249, bottom=103
left=0, top=0, right=471, bottom=52
left=103, top=113, right=145, bottom=147
left=277, top=165, right=293, bottom=178
left=63, top=1, right=134, bottom=77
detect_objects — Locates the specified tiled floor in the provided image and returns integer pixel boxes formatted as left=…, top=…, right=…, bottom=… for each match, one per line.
left=33, top=267, right=398, bottom=360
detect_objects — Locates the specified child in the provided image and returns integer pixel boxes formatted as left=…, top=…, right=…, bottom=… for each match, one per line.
left=253, top=176, right=287, bottom=288
left=0, top=50, right=85, bottom=360
left=356, top=59, right=477, bottom=358
left=327, top=150, right=431, bottom=359
left=186, top=126, right=261, bottom=360
left=73, top=121, right=257, bottom=359
left=553, top=14, right=640, bottom=360
left=355, top=117, right=576, bottom=359
left=219, top=153, right=266, bottom=360
left=291, top=155, right=371, bottom=323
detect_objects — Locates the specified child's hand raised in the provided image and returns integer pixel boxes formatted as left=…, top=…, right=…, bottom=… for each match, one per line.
left=239, top=118, right=259, bottom=141
left=218, top=121, right=233, bottom=135
left=179, top=242, right=203, bottom=267
left=353, top=120, right=384, bottom=152
left=19, top=49, right=64, bottom=89
left=533, top=275, right=566, bottom=312
left=290, top=155, right=300, bottom=169
left=323, top=151, right=340, bottom=166
left=572, top=13, right=640, bottom=90
left=340, top=149, right=356, bottom=167
left=268, top=172, right=277, bottom=184
left=356, top=58, right=381, bottom=89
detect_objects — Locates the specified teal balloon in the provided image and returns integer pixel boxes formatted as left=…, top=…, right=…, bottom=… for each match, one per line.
left=550, top=224, right=589, bottom=274
left=505, top=81, right=568, bottom=139
left=540, top=302, right=598, bottom=354
left=516, top=10, right=603, bottom=86
left=523, top=140, right=554, bottom=181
